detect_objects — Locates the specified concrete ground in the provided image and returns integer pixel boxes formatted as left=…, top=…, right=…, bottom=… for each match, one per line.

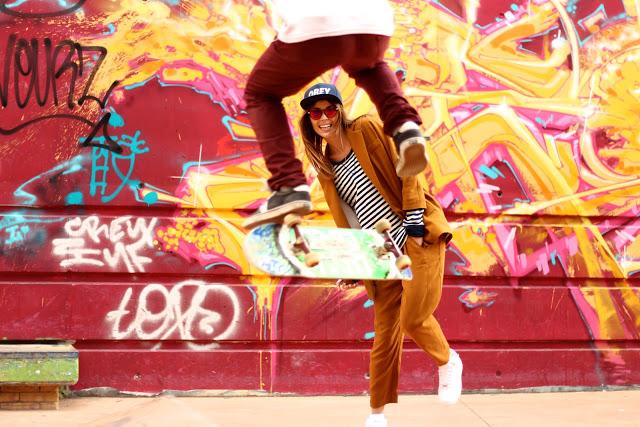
left=2, top=390, right=639, bottom=427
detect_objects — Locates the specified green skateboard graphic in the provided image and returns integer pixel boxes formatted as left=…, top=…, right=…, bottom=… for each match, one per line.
left=243, top=217, right=412, bottom=281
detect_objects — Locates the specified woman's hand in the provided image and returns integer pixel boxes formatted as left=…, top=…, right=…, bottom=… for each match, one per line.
left=336, top=279, right=360, bottom=290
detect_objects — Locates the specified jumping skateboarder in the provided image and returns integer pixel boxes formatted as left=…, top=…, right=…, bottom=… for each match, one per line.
left=243, top=0, right=430, bottom=228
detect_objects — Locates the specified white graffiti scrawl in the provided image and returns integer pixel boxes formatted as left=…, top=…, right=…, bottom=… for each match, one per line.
left=106, top=280, right=241, bottom=350
left=52, top=215, right=157, bottom=272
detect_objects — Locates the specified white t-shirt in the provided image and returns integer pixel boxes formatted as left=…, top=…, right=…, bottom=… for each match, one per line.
left=270, top=0, right=395, bottom=43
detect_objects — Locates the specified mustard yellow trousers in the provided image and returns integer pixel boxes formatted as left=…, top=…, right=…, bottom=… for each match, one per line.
left=368, top=238, right=450, bottom=408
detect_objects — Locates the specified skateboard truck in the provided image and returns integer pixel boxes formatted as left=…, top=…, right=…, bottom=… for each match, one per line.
left=374, top=219, right=412, bottom=271
left=284, top=214, right=320, bottom=267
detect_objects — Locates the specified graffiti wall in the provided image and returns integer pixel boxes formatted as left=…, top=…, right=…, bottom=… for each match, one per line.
left=1, top=0, right=639, bottom=393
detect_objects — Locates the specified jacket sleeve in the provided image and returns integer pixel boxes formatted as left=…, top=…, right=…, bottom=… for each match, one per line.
left=374, top=119, right=427, bottom=211
left=357, top=116, right=452, bottom=244
left=401, top=175, right=427, bottom=211
left=360, top=115, right=427, bottom=211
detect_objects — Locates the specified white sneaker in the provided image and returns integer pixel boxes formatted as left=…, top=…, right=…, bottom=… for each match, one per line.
left=438, top=349, right=463, bottom=404
left=365, top=414, right=388, bottom=427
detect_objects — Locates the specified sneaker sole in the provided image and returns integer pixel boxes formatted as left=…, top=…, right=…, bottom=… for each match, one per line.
left=396, top=141, right=428, bottom=177
left=242, top=200, right=312, bottom=229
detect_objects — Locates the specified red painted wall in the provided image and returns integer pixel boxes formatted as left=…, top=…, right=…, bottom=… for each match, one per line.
left=1, top=0, right=639, bottom=394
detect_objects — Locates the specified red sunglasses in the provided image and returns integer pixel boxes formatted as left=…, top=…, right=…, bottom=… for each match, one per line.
left=308, top=104, right=339, bottom=120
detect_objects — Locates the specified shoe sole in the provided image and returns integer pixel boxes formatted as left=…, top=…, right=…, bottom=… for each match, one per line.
left=242, top=200, right=312, bottom=229
left=395, top=141, right=428, bottom=177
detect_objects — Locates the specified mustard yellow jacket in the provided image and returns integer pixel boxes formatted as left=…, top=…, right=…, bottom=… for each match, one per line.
left=316, top=115, right=452, bottom=245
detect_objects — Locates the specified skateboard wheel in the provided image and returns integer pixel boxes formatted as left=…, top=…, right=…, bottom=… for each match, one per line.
left=396, top=255, right=412, bottom=270
left=304, top=251, right=320, bottom=267
left=375, top=219, right=392, bottom=233
left=284, top=213, right=302, bottom=227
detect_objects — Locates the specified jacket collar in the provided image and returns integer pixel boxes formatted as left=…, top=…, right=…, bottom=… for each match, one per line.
left=344, top=124, right=385, bottom=192
left=317, top=124, right=386, bottom=227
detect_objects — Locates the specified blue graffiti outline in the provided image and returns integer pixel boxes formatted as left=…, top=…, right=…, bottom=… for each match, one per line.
left=221, top=116, right=257, bottom=142
left=6, top=0, right=72, bottom=8
left=4, top=224, right=31, bottom=246
left=478, top=158, right=531, bottom=208
left=458, top=286, right=497, bottom=309
left=479, top=164, right=505, bottom=180
left=83, top=130, right=150, bottom=203
left=363, top=298, right=375, bottom=340
left=0, top=211, right=64, bottom=247
left=130, top=182, right=172, bottom=205
left=13, top=155, right=85, bottom=206
left=447, top=245, right=469, bottom=277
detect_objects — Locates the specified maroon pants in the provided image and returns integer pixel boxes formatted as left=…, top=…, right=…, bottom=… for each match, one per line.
left=244, top=34, right=422, bottom=190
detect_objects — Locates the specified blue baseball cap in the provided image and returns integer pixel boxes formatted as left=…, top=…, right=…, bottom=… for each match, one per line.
left=300, top=83, right=343, bottom=110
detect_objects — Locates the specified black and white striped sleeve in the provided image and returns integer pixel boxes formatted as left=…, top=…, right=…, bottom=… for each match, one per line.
left=402, top=208, right=425, bottom=237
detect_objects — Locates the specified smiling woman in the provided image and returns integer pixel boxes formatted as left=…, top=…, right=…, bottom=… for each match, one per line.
left=299, top=83, right=352, bottom=173
left=297, top=82, right=461, bottom=427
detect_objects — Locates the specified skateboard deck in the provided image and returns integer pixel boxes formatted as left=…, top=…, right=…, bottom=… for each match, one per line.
left=243, top=221, right=412, bottom=281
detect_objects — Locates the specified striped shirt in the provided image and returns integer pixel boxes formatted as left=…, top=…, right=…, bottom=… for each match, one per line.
left=332, top=150, right=423, bottom=247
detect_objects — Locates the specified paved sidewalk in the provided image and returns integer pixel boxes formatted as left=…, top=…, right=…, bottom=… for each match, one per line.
left=2, top=390, right=638, bottom=426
